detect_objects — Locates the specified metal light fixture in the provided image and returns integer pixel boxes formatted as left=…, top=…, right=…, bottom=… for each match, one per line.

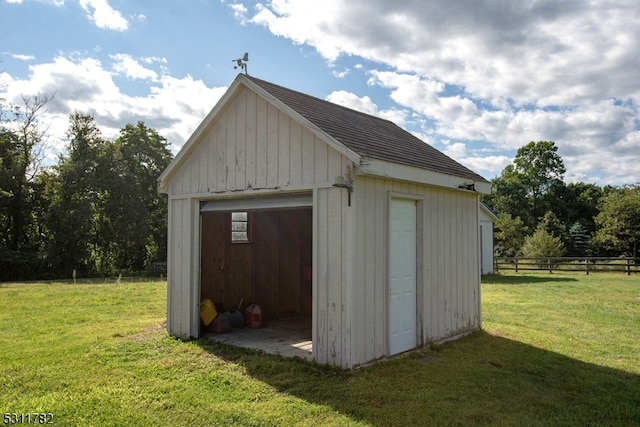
left=458, top=182, right=476, bottom=191
left=333, top=167, right=354, bottom=206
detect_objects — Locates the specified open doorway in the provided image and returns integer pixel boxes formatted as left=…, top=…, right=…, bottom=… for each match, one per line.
left=199, top=207, right=313, bottom=358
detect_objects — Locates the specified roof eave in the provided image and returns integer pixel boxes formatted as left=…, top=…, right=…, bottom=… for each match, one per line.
left=357, top=157, right=492, bottom=195
left=480, top=201, right=500, bottom=221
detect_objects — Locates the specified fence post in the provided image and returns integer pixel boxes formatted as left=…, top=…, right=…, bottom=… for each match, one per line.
left=586, top=259, right=589, bottom=275
left=628, top=258, right=631, bottom=276
left=548, top=258, right=552, bottom=273
left=515, top=258, right=518, bottom=273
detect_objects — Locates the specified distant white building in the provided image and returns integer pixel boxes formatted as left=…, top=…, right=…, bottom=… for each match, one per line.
left=479, top=202, right=498, bottom=275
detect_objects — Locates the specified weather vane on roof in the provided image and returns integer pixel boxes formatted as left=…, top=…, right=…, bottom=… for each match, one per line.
left=233, top=52, right=249, bottom=75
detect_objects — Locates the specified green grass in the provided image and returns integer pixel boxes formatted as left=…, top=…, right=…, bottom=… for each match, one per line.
left=1, top=275, right=639, bottom=426
left=482, top=273, right=640, bottom=373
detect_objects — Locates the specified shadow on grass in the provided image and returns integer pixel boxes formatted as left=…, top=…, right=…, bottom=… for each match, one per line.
left=482, top=273, right=578, bottom=285
left=198, top=331, right=640, bottom=426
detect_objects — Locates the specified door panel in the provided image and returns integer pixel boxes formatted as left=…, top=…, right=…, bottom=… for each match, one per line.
left=389, top=198, right=417, bottom=355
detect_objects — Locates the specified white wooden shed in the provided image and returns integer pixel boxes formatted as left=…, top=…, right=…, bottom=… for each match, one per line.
left=158, top=74, right=491, bottom=368
left=479, top=202, right=498, bottom=275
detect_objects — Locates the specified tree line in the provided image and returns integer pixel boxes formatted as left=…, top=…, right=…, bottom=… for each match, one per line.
left=2, top=94, right=638, bottom=280
left=483, top=141, right=640, bottom=260
left=0, top=94, right=173, bottom=281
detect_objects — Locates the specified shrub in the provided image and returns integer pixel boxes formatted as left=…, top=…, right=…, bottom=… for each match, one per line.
left=521, top=228, right=566, bottom=260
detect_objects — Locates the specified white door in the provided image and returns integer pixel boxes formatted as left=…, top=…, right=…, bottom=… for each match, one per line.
left=389, top=198, right=417, bottom=355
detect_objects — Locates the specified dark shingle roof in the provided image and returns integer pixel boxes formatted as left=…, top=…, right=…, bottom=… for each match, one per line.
left=247, top=75, right=487, bottom=183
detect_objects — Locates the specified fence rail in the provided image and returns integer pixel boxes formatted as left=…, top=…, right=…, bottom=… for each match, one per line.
left=495, top=257, right=640, bottom=275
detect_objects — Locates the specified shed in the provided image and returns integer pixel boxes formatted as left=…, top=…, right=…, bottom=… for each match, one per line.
left=158, top=74, right=491, bottom=368
left=479, top=202, right=499, bottom=275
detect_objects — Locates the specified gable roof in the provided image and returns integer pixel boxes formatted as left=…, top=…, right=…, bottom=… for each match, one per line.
left=159, top=74, right=489, bottom=192
left=480, top=202, right=499, bottom=221
left=246, top=75, right=488, bottom=184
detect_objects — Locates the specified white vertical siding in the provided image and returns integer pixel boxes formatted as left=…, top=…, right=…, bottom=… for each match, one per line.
left=168, top=87, right=334, bottom=197
left=424, top=188, right=481, bottom=340
left=166, top=197, right=197, bottom=339
left=313, top=165, right=352, bottom=367
left=349, top=176, right=481, bottom=366
left=479, top=208, right=495, bottom=274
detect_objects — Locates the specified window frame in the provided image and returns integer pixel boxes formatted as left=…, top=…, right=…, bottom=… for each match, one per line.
left=230, top=211, right=250, bottom=243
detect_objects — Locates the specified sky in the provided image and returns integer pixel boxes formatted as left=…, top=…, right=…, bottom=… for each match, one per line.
left=1, top=0, right=639, bottom=185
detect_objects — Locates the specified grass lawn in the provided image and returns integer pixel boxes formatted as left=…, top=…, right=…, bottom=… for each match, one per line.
left=0, top=274, right=638, bottom=426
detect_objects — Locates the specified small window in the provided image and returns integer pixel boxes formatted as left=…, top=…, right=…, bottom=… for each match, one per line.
left=231, top=212, right=249, bottom=242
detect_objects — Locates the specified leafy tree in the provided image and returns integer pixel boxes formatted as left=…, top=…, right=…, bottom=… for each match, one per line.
left=47, top=112, right=106, bottom=275
left=115, top=122, right=172, bottom=269
left=594, top=185, right=640, bottom=257
left=485, top=141, right=566, bottom=230
left=538, top=211, right=567, bottom=243
left=521, top=226, right=566, bottom=259
left=494, top=213, right=528, bottom=257
left=0, top=100, right=173, bottom=279
left=547, top=182, right=605, bottom=236
left=484, top=171, right=529, bottom=226
left=47, top=115, right=173, bottom=276
left=0, top=93, right=54, bottom=251
left=511, top=140, right=566, bottom=199
left=86, top=122, right=172, bottom=273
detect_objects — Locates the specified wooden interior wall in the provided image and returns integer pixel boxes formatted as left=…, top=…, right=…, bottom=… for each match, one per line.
left=200, top=208, right=312, bottom=322
left=200, top=212, right=226, bottom=303
left=276, top=209, right=312, bottom=317
left=253, top=211, right=279, bottom=319
left=200, top=212, right=254, bottom=309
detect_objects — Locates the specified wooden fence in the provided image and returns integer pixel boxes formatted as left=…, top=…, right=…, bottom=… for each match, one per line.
left=494, top=257, right=640, bottom=275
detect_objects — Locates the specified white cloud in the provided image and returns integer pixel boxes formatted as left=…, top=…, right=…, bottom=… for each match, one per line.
left=331, top=68, right=349, bottom=78
left=364, top=69, right=640, bottom=184
left=141, top=56, right=167, bottom=64
left=229, top=3, right=249, bottom=24
left=325, top=90, right=407, bottom=126
left=441, top=141, right=468, bottom=159
left=326, top=91, right=377, bottom=115
left=5, top=0, right=65, bottom=5
left=460, top=155, right=512, bottom=180
left=248, top=1, right=345, bottom=61
left=5, top=52, right=35, bottom=61
left=0, top=55, right=227, bottom=158
left=110, top=54, right=159, bottom=81
left=234, top=1, right=640, bottom=184
left=246, top=0, right=639, bottom=105
left=79, top=0, right=128, bottom=31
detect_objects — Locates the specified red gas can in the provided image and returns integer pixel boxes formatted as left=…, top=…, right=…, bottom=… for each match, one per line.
left=244, top=304, right=262, bottom=328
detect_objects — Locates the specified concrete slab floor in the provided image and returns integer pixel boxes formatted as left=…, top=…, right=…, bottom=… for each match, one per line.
left=205, top=315, right=313, bottom=361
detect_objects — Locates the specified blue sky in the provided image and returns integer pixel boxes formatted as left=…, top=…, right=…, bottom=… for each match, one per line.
left=2, top=0, right=639, bottom=185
